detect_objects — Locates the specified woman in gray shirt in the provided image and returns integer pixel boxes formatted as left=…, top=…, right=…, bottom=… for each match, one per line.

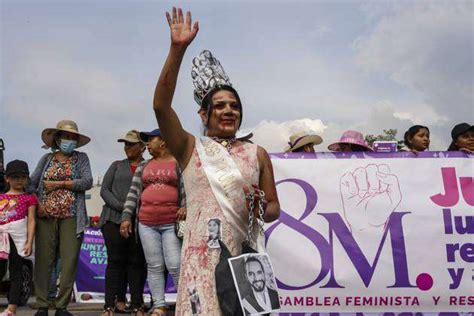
left=100, top=130, right=147, bottom=316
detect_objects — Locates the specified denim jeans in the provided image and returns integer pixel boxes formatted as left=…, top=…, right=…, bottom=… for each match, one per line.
left=138, top=222, right=182, bottom=309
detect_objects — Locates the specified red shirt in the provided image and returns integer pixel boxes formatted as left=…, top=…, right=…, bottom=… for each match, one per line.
left=138, top=159, right=179, bottom=226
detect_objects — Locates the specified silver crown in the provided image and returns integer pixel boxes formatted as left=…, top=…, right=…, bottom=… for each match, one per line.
left=192, top=50, right=232, bottom=106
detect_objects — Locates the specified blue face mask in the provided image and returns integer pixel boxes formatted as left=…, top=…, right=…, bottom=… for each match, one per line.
left=58, top=139, right=77, bottom=154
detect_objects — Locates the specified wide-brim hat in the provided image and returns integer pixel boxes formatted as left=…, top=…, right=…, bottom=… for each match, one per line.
left=41, top=119, right=90, bottom=149
left=328, top=130, right=373, bottom=152
left=117, top=130, right=142, bottom=143
left=285, top=133, right=323, bottom=152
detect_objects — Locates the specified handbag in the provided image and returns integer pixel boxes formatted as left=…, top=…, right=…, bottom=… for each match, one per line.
left=174, top=220, right=185, bottom=240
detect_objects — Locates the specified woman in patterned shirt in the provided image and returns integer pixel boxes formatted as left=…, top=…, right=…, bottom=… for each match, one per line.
left=30, top=119, right=93, bottom=316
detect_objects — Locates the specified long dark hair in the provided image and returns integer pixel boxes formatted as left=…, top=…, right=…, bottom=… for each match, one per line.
left=404, top=125, right=429, bottom=149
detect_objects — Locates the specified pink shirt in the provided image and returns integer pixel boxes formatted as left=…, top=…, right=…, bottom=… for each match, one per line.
left=138, top=159, right=179, bottom=226
left=0, top=193, right=38, bottom=224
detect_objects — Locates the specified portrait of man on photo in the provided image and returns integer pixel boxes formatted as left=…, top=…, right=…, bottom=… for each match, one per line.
left=240, top=256, right=280, bottom=315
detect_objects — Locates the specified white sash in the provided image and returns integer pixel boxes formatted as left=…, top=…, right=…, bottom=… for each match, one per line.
left=195, top=137, right=251, bottom=252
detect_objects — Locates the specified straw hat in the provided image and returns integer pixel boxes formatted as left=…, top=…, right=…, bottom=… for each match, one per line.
left=117, top=130, right=142, bottom=143
left=41, top=120, right=90, bottom=149
left=285, top=133, right=323, bottom=152
left=328, top=130, right=372, bottom=152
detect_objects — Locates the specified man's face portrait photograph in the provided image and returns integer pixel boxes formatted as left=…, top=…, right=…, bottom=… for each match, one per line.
left=229, top=254, right=280, bottom=315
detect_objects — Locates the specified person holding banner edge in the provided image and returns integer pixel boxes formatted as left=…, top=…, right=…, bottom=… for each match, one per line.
left=401, top=125, right=430, bottom=152
left=447, top=122, right=474, bottom=152
left=152, top=7, right=280, bottom=315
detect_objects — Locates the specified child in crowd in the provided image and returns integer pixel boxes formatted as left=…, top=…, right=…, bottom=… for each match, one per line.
left=402, top=125, right=430, bottom=152
left=448, top=123, right=474, bottom=152
left=0, top=160, right=37, bottom=316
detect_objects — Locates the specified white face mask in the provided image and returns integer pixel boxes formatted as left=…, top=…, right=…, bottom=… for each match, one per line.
left=58, top=139, right=77, bottom=154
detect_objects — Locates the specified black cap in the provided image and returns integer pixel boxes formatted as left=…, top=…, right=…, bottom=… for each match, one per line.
left=451, top=123, right=473, bottom=140
left=5, top=160, right=29, bottom=177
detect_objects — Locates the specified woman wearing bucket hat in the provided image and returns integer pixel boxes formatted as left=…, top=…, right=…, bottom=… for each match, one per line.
left=328, top=130, right=373, bottom=152
left=285, top=132, right=323, bottom=153
left=152, top=7, right=280, bottom=315
left=120, top=129, right=186, bottom=316
left=447, top=123, right=474, bottom=153
left=99, top=130, right=147, bottom=316
left=30, top=119, right=93, bottom=316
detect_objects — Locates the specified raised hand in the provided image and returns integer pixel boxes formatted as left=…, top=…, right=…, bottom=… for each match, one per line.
left=166, top=7, right=199, bottom=48
left=340, top=164, right=402, bottom=233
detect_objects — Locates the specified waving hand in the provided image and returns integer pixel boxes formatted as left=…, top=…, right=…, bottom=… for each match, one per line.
left=166, top=7, right=199, bottom=47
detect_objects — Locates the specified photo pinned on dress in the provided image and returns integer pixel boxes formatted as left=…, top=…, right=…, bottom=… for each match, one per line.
left=187, top=285, right=202, bottom=315
left=207, top=218, right=221, bottom=249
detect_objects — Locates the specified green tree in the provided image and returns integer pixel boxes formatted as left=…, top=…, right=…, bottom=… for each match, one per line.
left=365, top=129, right=404, bottom=149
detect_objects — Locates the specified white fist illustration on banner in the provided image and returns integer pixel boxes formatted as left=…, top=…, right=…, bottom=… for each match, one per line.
left=340, top=164, right=402, bottom=233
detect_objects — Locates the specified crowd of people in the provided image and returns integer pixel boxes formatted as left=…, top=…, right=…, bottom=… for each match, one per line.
left=285, top=124, right=474, bottom=154
left=0, top=6, right=473, bottom=316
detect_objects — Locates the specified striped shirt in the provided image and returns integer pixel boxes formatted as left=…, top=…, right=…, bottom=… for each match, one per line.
left=121, top=159, right=186, bottom=229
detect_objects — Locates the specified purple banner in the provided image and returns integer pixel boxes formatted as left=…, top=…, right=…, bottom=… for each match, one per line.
left=75, top=227, right=176, bottom=302
left=270, top=151, right=473, bottom=159
left=267, top=153, right=473, bottom=313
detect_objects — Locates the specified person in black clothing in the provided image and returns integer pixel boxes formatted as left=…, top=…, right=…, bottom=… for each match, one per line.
left=99, top=130, right=147, bottom=316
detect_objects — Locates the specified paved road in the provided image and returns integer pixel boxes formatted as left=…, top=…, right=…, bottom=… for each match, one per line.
left=0, top=298, right=175, bottom=316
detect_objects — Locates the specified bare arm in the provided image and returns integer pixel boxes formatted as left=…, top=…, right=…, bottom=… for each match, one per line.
left=24, top=204, right=36, bottom=257
left=153, top=7, right=199, bottom=168
left=257, top=146, right=280, bottom=222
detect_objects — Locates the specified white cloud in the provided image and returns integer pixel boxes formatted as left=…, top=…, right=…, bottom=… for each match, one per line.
left=354, top=1, right=473, bottom=123
left=309, top=25, right=331, bottom=39
left=393, top=104, right=449, bottom=126
left=5, top=45, right=130, bottom=124
left=2, top=1, right=470, bottom=175
left=2, top=43, right=159, bottom=173
left=354, top=100, right=448, bottom=150
left=244, top=101, right=450, bottom=155
left=242, top=119, right=327, bottom=153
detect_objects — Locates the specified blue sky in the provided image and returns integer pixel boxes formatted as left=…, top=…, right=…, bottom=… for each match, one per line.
left=1, top=0, right=473, bottom=177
